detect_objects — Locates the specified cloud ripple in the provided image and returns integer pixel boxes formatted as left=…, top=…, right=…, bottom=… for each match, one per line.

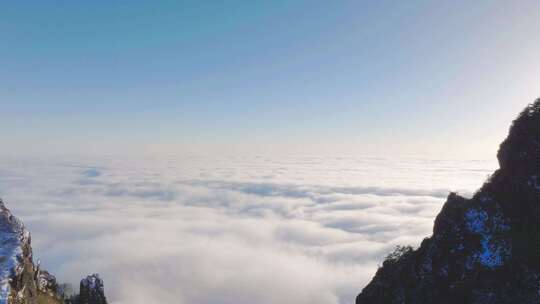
left=0, top=156, right=496, bottom=304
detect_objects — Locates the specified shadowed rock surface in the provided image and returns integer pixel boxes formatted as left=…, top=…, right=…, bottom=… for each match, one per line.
left=77, top=275, right=107, bottom=304
left=356, top=99, right=540, bottom=303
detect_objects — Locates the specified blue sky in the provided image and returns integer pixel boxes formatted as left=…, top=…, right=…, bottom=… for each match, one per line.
left=2, top=1, right=540, bottom=157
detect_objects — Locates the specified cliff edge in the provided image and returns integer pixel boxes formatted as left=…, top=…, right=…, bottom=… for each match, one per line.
left=357, top=100, right=540, bottom=304
left=0, top=200, right=107, bottom=304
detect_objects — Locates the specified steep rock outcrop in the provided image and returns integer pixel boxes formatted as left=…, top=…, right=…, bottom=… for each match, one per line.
left=356, top=99, right=540, bottom=304
left=64, top=274, right=108, bottom=304
left=0, top=200, right=106, bottom=304
left=0, top=199, right=39, bottom=304
left=78, top=275, right=107, bottom=304
left=35, top=268, right=63, bottom=303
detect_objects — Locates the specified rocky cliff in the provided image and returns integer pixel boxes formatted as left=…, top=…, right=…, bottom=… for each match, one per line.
left=77, top=275, right=107, bottom=304
left=0, top=200, right=107, bottom=304
left=0, top=199, right=40, bottom=304
left=356, top=100, right=540, bottom=303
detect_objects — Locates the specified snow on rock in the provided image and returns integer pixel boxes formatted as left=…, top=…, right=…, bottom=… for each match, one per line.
left=464, top=207, right=511, bottom=269
left=36, top=266, right=63, bottom=301
left=81, top=275, right=101, bottom=292
left=356, top=99, right=540, bottom=303
left=0, top=199, right=107, bottom=304
left=79, top=274, right=108, bottom=304
left=0, top=199, right=33, bottom=304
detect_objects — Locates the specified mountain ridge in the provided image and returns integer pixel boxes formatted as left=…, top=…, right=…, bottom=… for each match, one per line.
left=356, top=99, right=540, bottom=303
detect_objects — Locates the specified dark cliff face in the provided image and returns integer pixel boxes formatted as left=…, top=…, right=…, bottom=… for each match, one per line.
left=356, top=99, right=540, bottom=304
left=78, top=275, right=107, bottom=304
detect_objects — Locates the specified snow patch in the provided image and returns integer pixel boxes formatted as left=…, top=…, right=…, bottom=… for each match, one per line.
left=0, top=202, right=27, bottom=304
left=465, top=207, right=511, bottom=269
left=82, top=274, right=104, bottom=292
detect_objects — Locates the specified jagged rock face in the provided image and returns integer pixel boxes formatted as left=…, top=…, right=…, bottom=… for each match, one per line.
left=356, top=99, right=540, bottom=304
left=0, top=199, right=87, bottom=304
left=35, top=269, right=63, bottom=302
left=78, top=275, right=107, bottom=304
left=0, top=199, right=38, bottom=304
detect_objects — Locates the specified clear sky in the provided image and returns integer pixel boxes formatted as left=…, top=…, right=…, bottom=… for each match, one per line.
left=2, top=0, right=540, bottom=158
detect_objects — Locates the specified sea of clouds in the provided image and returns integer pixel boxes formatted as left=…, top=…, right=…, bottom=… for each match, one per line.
left=0, top=155, right=497, bottom=304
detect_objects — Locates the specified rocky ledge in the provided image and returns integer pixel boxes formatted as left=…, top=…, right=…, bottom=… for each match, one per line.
left=0, top=200, right=107, bottom=304
left=356, top=99, right=540, bottom=303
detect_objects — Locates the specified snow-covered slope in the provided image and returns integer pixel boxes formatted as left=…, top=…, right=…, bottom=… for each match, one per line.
left=0, top=199, right=34, bottom=304
left=0, top=199, right=106, bottom=304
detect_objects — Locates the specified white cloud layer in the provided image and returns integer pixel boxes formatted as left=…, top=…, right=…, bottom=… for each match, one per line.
left=0, top=155, right=496, bottom=304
